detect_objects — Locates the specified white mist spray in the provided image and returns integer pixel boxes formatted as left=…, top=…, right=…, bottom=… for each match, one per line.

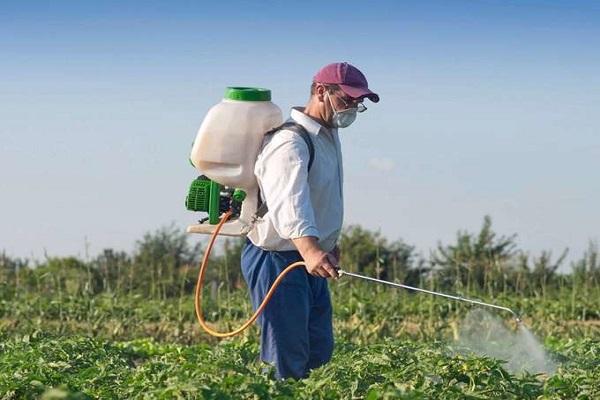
left=457, top=309, right=557, bottom=375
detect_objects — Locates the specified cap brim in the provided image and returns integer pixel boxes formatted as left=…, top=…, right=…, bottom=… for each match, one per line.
left=339, top=84, right=380, bottom=103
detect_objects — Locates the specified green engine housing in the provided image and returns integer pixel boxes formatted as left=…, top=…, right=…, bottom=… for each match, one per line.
left=185, top=176, right=246, bottom=224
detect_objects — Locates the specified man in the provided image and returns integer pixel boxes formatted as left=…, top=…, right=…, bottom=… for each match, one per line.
left=242, top=62, right=379, bottom=379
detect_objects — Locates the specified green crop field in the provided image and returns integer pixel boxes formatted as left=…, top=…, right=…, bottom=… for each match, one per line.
left=1, top=220, right=599, bottom=399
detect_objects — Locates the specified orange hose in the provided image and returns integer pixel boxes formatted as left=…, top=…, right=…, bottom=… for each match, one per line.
left=194, top=210, right=307, bottom=338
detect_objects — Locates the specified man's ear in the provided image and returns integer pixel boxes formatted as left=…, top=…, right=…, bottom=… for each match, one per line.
left=315, top=84, right=327, bottom=102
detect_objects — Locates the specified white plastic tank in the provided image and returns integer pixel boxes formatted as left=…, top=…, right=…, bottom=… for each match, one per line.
left=190, top=87, right=283, bottom=190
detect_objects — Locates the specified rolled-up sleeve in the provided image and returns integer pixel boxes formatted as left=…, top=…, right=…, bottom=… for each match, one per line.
left=255, top=130, right=320, bottom=240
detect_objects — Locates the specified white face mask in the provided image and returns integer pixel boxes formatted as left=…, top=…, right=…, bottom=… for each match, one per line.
left=327, top=92, right=357, bottom=128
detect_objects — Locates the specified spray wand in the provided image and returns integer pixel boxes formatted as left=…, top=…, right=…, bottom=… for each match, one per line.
left=336, top=269, right=522, bottom=323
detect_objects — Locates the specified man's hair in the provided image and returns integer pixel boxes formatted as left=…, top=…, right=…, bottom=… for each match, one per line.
left=310, top=82, right=340, bottom=96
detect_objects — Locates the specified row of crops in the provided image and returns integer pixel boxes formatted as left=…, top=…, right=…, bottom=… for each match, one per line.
left=1, top=332, right=598, bottom=399
left=2, top=284, right=600, bottom=343
left=1, top=282, right=599, bottom=399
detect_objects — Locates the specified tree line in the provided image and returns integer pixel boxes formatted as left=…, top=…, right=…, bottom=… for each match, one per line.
left=1, top=216, right=599, bottom=300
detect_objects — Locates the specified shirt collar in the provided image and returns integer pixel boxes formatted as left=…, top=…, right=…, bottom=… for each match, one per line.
left=290, top=107, right=335, bottom=136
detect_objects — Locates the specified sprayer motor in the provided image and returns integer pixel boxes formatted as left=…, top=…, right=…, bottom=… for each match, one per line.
left=185, top=175, right=246, bottom=224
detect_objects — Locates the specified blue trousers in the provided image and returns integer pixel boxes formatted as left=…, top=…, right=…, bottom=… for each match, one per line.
left=240, top=239, right=334, bottom=379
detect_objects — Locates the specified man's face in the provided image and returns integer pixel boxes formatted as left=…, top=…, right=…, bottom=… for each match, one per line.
left=324, top=87, right=366, bottom=128
left=313, top=83, right=366, bottom=128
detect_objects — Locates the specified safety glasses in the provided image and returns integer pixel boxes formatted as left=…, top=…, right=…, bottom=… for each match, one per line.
left=338, top=94, right=367, bottom=113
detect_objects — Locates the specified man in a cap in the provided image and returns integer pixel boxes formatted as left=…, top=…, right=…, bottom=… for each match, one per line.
left=242, top=62, right=379, bottom=379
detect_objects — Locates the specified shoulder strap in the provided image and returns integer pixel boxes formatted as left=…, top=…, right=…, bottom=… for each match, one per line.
left=265, top=121, right=315, bottom=171
left=256, top=121, right=315, bottom=218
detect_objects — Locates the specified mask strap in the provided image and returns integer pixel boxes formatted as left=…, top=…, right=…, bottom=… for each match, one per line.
left=326, top=91, right=339, bottom=114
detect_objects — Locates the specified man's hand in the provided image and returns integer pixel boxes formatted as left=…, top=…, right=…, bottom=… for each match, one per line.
left=292, top=237, right=339, bottom=279
left=304, top=249, right=339, bottom=279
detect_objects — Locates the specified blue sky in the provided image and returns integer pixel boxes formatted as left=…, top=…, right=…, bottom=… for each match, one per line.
left=1, top=0, right=599, bottom=269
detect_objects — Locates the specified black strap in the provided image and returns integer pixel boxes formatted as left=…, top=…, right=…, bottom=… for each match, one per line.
left=265, top=121, right=315, bottom=171
left=255, top=121, right=315, bottom=218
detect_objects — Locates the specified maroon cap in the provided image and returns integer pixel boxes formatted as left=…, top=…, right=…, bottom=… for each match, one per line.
left=313, top=62, right=379, bottom=103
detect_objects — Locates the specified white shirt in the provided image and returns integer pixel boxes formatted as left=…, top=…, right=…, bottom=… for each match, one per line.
left=247, top=107, right=344, bottom=252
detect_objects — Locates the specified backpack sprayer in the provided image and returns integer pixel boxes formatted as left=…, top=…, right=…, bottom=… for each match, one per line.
left=186, top=87, right=521, bottom=338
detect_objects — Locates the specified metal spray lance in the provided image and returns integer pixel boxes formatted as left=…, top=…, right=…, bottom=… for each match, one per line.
left=336, top=269, right=522, bottom=323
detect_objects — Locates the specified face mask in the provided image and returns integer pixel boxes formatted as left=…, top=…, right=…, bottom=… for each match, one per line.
left=327, top=92, right=357, bottom=128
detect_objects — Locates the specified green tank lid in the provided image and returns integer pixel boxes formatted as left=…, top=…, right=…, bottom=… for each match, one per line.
left=225, top=87, right=271, bottom=102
